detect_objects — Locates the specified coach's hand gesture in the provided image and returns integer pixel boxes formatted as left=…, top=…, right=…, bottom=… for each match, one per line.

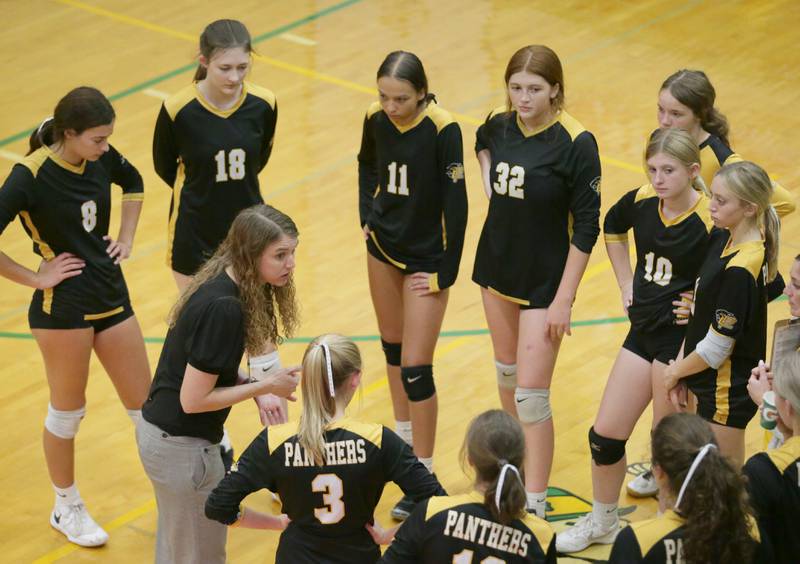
left=260, top=366, right=301, bottom=401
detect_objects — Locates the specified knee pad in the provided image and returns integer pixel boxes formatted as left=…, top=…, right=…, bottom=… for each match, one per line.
left=249, top=351, right=281, bottom=379
left=45, top=403, right=86, bottom=439
left=588, top=426, right=627, bottom=466
left=514, top=388, right=551, bottom=424
left=495, top=361, right=517, bottom=389
left=401, top=365, right=435, bottom=402
left=381, top=340, right=402, bottom=367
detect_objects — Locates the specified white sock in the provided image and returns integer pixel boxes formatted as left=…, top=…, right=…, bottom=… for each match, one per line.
left=126, top=409, right=141, bottom=426
left=526, top=490, right=547, bottom=517
left=419, top=456, right=434, bottom=474
left=220, top=428, right=233, bottom=452
left=592, top=501, right=618, bottom=527
left=395, top=420, right=413, bottom=446
left=54, top=483, right=81, bottom=508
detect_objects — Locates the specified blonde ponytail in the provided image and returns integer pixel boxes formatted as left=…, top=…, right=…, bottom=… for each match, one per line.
left=297, top=334, right=362, bottom=465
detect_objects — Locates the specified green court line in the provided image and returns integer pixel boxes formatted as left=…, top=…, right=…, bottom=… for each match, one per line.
left=0, top=0, right=363, bottom=148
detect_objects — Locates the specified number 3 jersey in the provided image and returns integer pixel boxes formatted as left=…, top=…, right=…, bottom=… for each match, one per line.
left=205, top=417, right=446, bottom=564
left=153, top=82, right=277, bottom=275
left=603, top=185, right=713, bottom=331
left=358, top=101, right=468, bottom=290
left=472, top=109, right=601, bottom=307
left=0, top=146, right=143, bottom=319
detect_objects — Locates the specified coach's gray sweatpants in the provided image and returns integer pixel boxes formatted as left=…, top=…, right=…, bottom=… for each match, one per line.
left=136, top=418, right=227, bottom=564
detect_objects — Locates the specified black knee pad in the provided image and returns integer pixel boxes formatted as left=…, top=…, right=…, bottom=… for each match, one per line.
left=401, top=365, right=435, bottom=402
left=588, top=426, right=627, bottom=466
left=381, top=339, right=402, bottom=367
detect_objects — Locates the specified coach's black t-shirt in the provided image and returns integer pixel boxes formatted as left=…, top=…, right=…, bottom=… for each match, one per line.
left=142, top=270, right=245, bottom=442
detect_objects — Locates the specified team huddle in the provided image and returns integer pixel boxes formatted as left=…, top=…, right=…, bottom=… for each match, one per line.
left=1, top=16, right=799, bottom=564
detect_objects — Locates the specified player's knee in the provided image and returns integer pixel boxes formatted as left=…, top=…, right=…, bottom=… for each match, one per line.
left=249, top=350, right=281, bottom=377
left=381, top=339, right=402, bottom=367
left=514, top=387, right=551, bottom=424
left=495, top=360, right=517, bottom=389
left=588, top=426, right=627, bottom=465
left=401, top=365, right=435, bottom=402
left=45, top=403, right=86, bottom=439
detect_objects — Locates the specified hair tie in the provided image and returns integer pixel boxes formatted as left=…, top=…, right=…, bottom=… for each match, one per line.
left=319, top=342, right=335, bottom=398
left=674, top=443, right=716, bottom=510
left=495, top=462, right=523, bottom=512
left=36, top=116, right=54, bottom=139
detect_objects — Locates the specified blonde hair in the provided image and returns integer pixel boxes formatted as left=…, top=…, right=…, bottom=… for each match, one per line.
left=774, top=351, right=800, bottom=415
left=645, top=128, right=707, bottom=195
left=714, top=161, right=780, bottom=282
left=297, top=334, right=362, bottom=466
left=168, top=205, right=299, bottom=354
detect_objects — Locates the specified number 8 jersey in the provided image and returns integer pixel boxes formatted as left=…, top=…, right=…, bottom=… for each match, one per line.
left=153, top=82, right=277, bottom=275
left=0, top=146, right=144, bottom=319
left=472, top=108, right=601, bottom=307
left=206, top=418, right=445, bottom=564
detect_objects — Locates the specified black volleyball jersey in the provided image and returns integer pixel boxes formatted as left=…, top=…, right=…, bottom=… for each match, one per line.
left=0, top=146, right=143, bottom=318
left=744, top=436, right=800, bottom=563
left=379, top=491, right=556, bottom=564
left=609, top=510, right=763, bottom=563
left=604, top=185, right=713, bottom=331
left=472, top=108, right=601, bottom=307
left=142, top=271, right=245, bottom=443
left=357, top=101, right=468, bottom=290
left=206, top=418, right=445, bottom=563
left=153, top=82, right=277, bottom=270
left=683, top=231, right=767, bottom=420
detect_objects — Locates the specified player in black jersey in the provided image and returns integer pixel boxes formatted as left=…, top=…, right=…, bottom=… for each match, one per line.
left=205, top=334, right=446, bottom=563
left=664, top=161, right=780, bottom=465
left=138, top=205, right=300, bottom=564
left=0, top=87, right=151, bottom=547
left=153, top=20, right=278, bottom=290
left=358, top=51, right=467, bottom=520
left=558, top=129, right=711, bottom=553
left=744, top=350, right=800, bottom=563
left=375, top=409, right=556, bottom=563
left=629, top=68, right=795, bottom=498
left=609, top=413, right=766, bottom=563
left=471, top=45, right=601, bottom=518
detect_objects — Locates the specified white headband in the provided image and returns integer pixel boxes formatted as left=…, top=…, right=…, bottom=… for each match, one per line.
left=674, top=443, right=716, bottom=510
left=319, top=342, right=335, bottom=398
left=495, top=461, right=523, bottom=511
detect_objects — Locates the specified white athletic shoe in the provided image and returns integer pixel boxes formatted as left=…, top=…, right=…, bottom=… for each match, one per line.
left=627, top=470, right=659, bottom=498
left=50, top=503, right=109, bottom=547
left=556, top=514, right=619, bottom=553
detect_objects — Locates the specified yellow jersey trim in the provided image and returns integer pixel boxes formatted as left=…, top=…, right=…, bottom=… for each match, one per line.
left=84, top=306, right=124, bottom=321
left=633, top=183, right=657, bottom=203
left=122, top=193, right=144, bottom=202
left=766, top=435, right=800, bottom=472
left=627, top=510, right=684, bottom=554
left=516, top=112, right=559, bottom=138
left=604, top=232, right=629, bottom=244
left=425, top=491, right=484, bottom=521
left=369, top=232, right=407, bottom=269
left=19, top=147, right=49, bottom=177
left=722, top=237, right=765, bottom=280
left=712, top=359, right=732, bottom=426
left=165, top=163, right=186, bottom=268
left=425, top=104, right=455, bottom=134
left=488, top=105, right=507, bottom=120
left=366, top=101, right=382, bottom=119
left=19, top=211, right=55, bottom=314
left=164, top=84, right=197, bottom=120
left=328, top=417, right=383, bottom=449
left=658, top=191, right=706, bottom=227
left=243, top=81, right=276, bottom=109
left=429, top=273, right=440, bottom=293
left=267, top=422, right=298, bottom=456
left=193, top=83, right=248, bottom=118
left=487, top=286, right=530, bottom=306
left=557, top=110, right=587, bottom=142
left=45, top=147, right=86, bottom=175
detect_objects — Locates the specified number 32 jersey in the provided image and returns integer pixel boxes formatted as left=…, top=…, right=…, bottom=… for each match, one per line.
left=153, top=82, right=277, bottom=275
left=205, top=417, right=446, bottom=564
left=0, top=146, right=143, bottom=318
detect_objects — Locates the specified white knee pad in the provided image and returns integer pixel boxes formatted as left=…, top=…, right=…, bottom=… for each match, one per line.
left=514, top=388, right=551, bottom=424
left=45, top=403, right=86, bottom=439
left=495, top=360, right=517, bottom=389
left=249, top=351, right=281, bottom=380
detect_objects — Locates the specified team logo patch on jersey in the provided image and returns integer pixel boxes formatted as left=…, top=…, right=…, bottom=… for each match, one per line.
left=715, top=309, right=738, bottom=331
left=446, top=163, right=465, bottom=183
left=589, top=176, right=601, bottom=195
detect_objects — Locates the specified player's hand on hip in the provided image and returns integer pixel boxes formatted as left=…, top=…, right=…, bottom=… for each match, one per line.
left=672, top=291, right=693, bottom=326
left=103, top=235, right=132, bottom=264
left=620, top=281, right=633, bottom=314
left=408, top=272, right=436, bottom=296
left=362, top=224, right=371, bottom=240
left=544, top=298, right=571, bottom=340
left=260, top=366, right=301, bottom=401
left=35, top=252, right=85, bottom=289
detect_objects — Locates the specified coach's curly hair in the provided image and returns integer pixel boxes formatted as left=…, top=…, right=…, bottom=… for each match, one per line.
left=652, top=414, right=757, bottom=564
left=168, top=204, right=299, bottom=354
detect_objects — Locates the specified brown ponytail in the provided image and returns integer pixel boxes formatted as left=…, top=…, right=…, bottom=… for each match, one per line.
left=661, top=69, right=730, bottom=146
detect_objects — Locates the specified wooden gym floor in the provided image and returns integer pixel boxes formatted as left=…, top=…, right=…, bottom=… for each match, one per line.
left=1, top=1, right=798, bottom=562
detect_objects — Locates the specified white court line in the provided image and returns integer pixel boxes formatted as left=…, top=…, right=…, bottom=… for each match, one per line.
left=279, top=32, right=316, bottom=46
left=142, top=88, right=170, bottom=100
left=0, top=149, right=22, bottom=162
